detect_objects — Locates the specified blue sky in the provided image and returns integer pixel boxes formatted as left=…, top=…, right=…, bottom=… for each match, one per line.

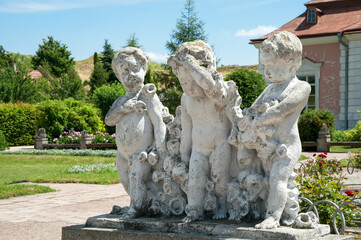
left=0, top=0, right=307, bottom=66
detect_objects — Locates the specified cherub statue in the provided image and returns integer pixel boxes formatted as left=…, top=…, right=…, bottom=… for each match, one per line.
left=105, top=47, right=167, bottom=218
left=241, top=31, right=311, bottom=229
left=168, top=40, right=241, bottom=222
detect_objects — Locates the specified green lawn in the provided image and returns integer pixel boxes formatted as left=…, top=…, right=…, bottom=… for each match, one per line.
left=330, top=146, right=361, bottom=153
left=0, top=154, right=119, bottom=199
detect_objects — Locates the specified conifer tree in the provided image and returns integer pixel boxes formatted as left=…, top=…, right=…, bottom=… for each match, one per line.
left=90, top=52, right=109, bottom=93
left=100, top=39, right=117, bottom=83
left=166, top=0, right=207, bottom=54
left=123, top=33, right=142, bottom=49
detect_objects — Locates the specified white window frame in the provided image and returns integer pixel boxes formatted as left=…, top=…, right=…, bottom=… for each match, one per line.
left=296, top=58, right=322, bottom=110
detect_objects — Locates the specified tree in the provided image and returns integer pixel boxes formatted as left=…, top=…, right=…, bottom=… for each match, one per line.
left=0, top=45, right=10, bottom=68
left=123, top=33, right=142, bottom=49
left=32, top=36, right=74, bottom=77
left=89, top=52, right=109, bottom=93
left=100, top=39, right=117, bottom=83
left=224, top=69, right=267, bottom=109
left=166, top=0, right=207, bottom=54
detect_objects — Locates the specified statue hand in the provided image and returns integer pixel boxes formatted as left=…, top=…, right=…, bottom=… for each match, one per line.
left=134, top=100, right=147, bottom=114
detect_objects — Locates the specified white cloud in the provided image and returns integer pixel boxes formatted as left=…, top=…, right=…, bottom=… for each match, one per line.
left=235, top=25, right=277, bottom=38
left=0, top=0, right=161, bottom=13
left=146, top=52, right=168, bottom=64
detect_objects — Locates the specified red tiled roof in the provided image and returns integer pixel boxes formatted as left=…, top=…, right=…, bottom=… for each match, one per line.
left=28, top=70, right=43, bottom=79
left=250, top=0, right=361, bottom=43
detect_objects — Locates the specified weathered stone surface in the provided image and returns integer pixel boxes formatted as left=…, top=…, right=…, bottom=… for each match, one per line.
left=61, top=215, right=340, bottom=240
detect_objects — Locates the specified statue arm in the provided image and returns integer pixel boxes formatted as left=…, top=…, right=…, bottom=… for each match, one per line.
left=145, top=91, right=167, bottom=159
left=254, top=82, right=311, bottom=126
left=180, top=95, right=192, bottom=164
left=105, top=96, right=137, bottom=126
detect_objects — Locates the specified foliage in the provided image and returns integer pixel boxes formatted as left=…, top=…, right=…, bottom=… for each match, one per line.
left=32, top=36, right=74, bottom=77
left=331, top=130, right=348, bottom=142
left=37, top=64, right=86, bottom=101
left=166, top=0, right=207, bottom=54
left=123, top=33, right=142, bottom=49
left=89, top=57, right=109, bottom=93
left=0, top=103, right=40, bottom=146
left=67, top=163, right=116, bottom=173
left=344, top=120, right=361, bottom=141
left=0, top=154, right=118, bottom=198
left=0, top=64, right=45, bottom=103
left=91, top=82, right=126, bottom=133
left=0, top=45, right=11, bottom=68
left=53, top=130, right=82, bottom=144
left=297, top=153, right=360, bottom=228
left=0, top=130, right=9, bottom=151
left=36, top=98, right=105, bottom=140
left=0, top=149, right=117, bottom=157
left=100, top=39, right=117, bottom=83
left=298, top=109, right=335, bottom=142
left=349, top=152, right=361, bottom=169
left=91, top=131, right=116, bottom=143
left=8, top=53, right=33, bottom=71
left=224, top=69, right=266, bottom=109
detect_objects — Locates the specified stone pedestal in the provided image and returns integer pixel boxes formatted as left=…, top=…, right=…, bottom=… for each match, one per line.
left=62, top=214, right=353, bottom=240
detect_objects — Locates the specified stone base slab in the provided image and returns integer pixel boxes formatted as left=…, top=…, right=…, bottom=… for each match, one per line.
left=62, top=214, right=354, bottom=240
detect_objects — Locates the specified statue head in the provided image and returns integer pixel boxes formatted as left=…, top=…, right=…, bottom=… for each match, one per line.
left=112, top=47, right=148, bottom=91
left=260, top=31, right=302, bottom=83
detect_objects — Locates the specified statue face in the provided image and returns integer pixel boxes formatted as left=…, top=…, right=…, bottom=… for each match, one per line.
left=260, top=50, right=297, bottom=84
left=173, top=64, right=206, bottom=98
left=115, top=55, right=145, bottom=90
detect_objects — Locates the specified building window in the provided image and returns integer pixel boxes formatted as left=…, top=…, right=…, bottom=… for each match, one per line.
left=307, top=9, right=317, bottom=23
left=298, top=75, right=316, bottom=111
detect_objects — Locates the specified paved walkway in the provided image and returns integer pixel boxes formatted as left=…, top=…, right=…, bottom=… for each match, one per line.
left=0, top=183, right=130, bottom=240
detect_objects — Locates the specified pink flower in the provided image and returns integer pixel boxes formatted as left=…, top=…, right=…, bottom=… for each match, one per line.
left=345, top=190, right=354, bottom=197
left=53, top=138, right=58, bottom=142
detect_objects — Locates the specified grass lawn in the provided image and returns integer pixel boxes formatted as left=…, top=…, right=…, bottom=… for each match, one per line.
left=0, top=154, right=119, bottom=199
left=331, top=146, right=361, bottom=153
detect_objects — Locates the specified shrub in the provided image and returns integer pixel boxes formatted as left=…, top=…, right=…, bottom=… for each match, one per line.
left=350, top=152, right=361, bottom=169
left=91, top=83, right=126, bottom=133
left=67, top=163, right=116, bottom=173
left=0, top=103, right=41, bottom=146
left=297, top=153, right=360, bottom=228
left=0, top=149, right=117, bottom=157
left=0, top=130, right=9, bottom=150
left=52, top=130, right=81, bottom=144
left=298, top=109, right=335, bottom=142
left=331, top=130, right=348, bottom=142
left=344, top=120, right=361, bottom=141
left=224, top=69, right=267, bottom=109
left=91, top=131, right=116, bottom=143
left=36, top=98, right=105, bottom=140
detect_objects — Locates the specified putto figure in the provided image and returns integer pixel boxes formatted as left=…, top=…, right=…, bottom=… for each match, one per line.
left=105, top=47, right=167, bottom=219
left=168, top=40, right=241, bottom=222
left=237, top=31, right=311, bottom=229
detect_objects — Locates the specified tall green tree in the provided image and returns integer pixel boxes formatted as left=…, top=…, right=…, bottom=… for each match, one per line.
left=100, top=39, right=117, bottom=83
left=123, top=33, right=142, bottom=49
left=32, top=36, right=75, bottom=77
left=166, top=0, right=207, bottom=54
left=89, top=52, right=109, bottom=93
left=0, top=45, right=10, bottom=68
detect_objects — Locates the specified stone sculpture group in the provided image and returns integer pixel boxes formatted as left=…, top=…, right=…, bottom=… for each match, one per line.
left=105, top=31, right=312, bottom=229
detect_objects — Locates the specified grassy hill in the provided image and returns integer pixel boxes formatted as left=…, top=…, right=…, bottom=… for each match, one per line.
left=75, top=55, right=258, bottom=81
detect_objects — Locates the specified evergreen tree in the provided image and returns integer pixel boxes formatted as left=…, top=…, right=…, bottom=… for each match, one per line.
left=93, top=52, right=100, bottom=65
left=123, top=33, right=142, bottom=49
left=100, top=39, right=117, bottom=83
left=32, top=36, right=74, bottom=77
left=0, top=45, right=10, bottom=68
left=166, top=0, right=207, bottom=54
left=90, top=52, right=109, bottom=93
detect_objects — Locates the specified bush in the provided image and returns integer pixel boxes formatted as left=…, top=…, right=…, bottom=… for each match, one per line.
left=298, top=109, right=335, bottom=142
left=344, top=120, right=361, bottom=141
left=91, top=83, right=126, bottom=133
left=36, top=98, right=105, bottom=140
left=297, top=153, right=360, bottom=229
left=331, top=130, right=348, bottom=142
left=0, top=130, right=9, bottom=150
left=0, top=103, right=41, bottom=146
left=224, top=69, right=267, bottom=109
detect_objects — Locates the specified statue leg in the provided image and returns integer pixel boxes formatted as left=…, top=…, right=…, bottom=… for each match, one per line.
left=116, top=151, right=129, bottom=194
left=255, top=155, right=297, bottom=229
left=210, top=140, right=231, bottom=219
left=183, top=151, right=209, bottom=222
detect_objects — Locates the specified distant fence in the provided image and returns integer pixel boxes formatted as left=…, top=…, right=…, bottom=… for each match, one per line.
left=34, top=128, right=116, bottom=150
